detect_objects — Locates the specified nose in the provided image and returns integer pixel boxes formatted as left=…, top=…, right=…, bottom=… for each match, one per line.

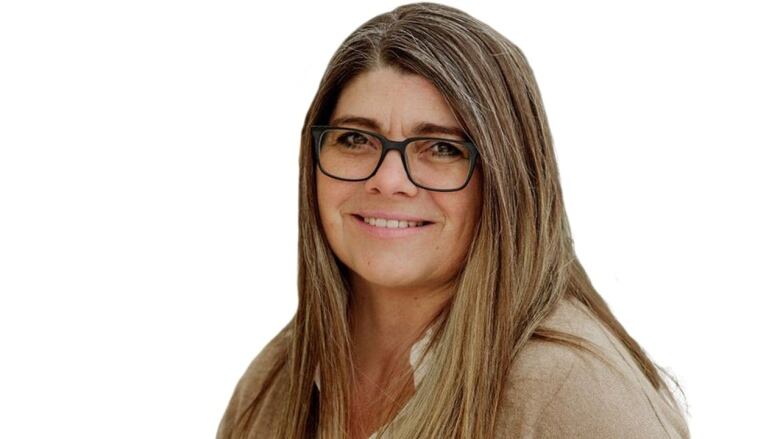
left=364, top=149, right=419, bottom=197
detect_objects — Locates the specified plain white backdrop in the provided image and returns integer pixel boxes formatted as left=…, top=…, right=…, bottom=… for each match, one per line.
left=1, top=1, right=777, bottom=437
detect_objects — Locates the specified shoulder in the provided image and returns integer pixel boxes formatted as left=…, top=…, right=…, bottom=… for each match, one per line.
left=235, top=326, right=291, bottom=392
left=217, top=325, right=291, bottom=438
left=497, top=297, right=689, bottom=439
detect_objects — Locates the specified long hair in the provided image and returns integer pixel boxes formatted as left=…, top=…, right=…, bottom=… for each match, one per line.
left=231, top=2, right=688, bottom=438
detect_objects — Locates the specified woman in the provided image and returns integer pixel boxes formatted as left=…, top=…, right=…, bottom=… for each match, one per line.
left=217, top=2, right=690, bottom=438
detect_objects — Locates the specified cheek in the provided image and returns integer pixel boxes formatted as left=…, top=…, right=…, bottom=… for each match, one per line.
left=317, top=173, right=339, bottom=213
left=316, top=175, right=336, bottom=229
left=316, top=174, right=351, bottom=238
left=437, top=179, right=482, bottom=239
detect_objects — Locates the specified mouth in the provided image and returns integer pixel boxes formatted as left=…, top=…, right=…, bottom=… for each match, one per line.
left=351, top=214, right=434, bottom=229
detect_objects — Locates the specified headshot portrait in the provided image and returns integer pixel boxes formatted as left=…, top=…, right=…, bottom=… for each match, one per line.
left=217, top=3, right=689, bottom=438
left=3, top=1, right=777, bottom=439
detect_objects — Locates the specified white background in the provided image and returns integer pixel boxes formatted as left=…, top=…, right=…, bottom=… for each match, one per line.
left=1, top=1, right=777, bottom=437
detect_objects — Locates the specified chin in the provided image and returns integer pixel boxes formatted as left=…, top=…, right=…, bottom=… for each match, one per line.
left=359, top=269, right=424, bottom=289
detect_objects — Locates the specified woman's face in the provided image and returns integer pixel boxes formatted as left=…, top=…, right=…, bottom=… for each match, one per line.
left=317, top=67, right=482, bottom=293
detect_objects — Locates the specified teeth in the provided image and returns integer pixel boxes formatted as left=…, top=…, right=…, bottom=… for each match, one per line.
left=362, top=216, right=426, bottom=228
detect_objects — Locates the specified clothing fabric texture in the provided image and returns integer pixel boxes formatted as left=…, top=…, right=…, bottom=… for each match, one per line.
left=217, top=296, right=690, bottom=438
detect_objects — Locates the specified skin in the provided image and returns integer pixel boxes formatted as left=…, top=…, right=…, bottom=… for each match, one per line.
left=316, top=66, right=482, bottom=436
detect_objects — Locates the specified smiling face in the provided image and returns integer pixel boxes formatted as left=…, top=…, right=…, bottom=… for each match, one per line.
left=316, top=67, right=482, bottom=294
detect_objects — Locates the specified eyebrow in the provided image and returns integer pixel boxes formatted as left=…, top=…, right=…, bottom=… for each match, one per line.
left=329, top=115, right=468, bottom=139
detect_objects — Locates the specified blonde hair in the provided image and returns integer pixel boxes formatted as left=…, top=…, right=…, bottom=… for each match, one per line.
left=229, top=2, right=688, bottom=437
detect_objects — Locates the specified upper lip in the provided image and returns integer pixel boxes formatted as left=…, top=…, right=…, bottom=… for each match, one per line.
left=352, top=210, right=433, bottom=223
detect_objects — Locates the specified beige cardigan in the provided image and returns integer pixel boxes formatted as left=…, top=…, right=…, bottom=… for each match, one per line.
left=217, top=297, right=690, bottom=438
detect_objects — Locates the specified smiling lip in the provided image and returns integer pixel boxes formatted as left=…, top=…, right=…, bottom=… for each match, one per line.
left=351, top=210, right=433, bottom=223
left=349, top=214, right=434, bottom=238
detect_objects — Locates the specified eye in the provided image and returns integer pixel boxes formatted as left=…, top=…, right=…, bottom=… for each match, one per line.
left=336, top=131, right=371, bottom=148
left=428, top=141, right=467, bottom=159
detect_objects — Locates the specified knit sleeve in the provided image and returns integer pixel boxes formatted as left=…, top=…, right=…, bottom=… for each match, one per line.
left=532, top=352, right=688, bottom=439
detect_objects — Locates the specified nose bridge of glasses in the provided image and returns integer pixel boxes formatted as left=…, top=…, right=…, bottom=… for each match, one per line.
left=375, top=142, right=408, bottom=174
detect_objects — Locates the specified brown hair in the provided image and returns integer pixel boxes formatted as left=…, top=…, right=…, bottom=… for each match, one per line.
left=229, top=2, right=688, bottom=437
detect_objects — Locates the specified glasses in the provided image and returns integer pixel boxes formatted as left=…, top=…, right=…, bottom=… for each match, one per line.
left=311, top=125, right=480, bottom=192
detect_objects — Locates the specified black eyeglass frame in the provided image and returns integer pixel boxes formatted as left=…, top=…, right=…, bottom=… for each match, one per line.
left=311, top=125, right=480, bottom=192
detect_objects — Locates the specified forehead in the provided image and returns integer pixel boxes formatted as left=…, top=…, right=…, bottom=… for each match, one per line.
left=329, top=68, right=464, bottom=138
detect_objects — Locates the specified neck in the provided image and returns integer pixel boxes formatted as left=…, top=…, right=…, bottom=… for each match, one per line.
left=348, top=274, right=451, bottom=372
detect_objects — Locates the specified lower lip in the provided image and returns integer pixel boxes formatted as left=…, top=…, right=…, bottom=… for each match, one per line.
left=350, top=214, right=434, bottom=238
